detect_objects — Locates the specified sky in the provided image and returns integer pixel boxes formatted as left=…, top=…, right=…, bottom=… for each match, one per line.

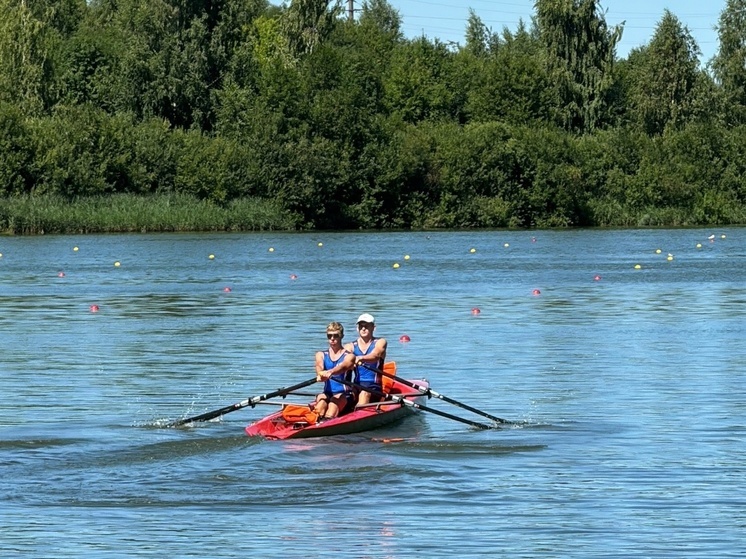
left=378, top=0, right=726, bottom=65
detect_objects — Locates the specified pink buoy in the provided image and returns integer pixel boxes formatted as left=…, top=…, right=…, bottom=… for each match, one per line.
left=594, top=275, right=602, bottom=281
left=57, top=271, right=65, bottom=278
left=223, top=286, right=232, bottom=292
left=399, top=335, right=411, bottom=343
left=89, top=305, right=99, bottom=313
left=290, top=274, right=298, bottom=280
left=532, top=289, right=541, bottom=296
left=471, top=307, right=481, bottom=315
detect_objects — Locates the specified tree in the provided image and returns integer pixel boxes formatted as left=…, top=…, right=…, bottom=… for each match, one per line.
left=534, top=0, right=622, bottom=133
left=712, top=0, right=746, bottom=124
left=281, top=0, right=342, bottom=62
left=0, top=0, right=52, bottom=114
left=465, top=22, right=553, bottom=125
left=625, top=10, right=701, bottom=135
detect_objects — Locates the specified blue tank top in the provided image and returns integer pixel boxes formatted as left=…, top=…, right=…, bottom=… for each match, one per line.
left=352, top=339, right=383, bottom=385
left=323, top=350, right=351, bottom=394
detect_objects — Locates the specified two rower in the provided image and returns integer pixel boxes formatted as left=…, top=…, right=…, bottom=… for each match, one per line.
left=313, top=314, right=388, bottom=420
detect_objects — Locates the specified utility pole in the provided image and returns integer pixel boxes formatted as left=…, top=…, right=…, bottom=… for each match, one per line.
left=348, top=0, right=354, bottom=22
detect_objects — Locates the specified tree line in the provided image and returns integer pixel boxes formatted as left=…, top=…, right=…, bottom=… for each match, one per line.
left=1, top=0, right=745, bottom=231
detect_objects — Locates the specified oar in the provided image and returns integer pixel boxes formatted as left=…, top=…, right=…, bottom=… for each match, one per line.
left=336, top=378, right=495, bottom=430
left=170, top=377, right=318, bottom=427
left=370, top=364, right=509, bottom=425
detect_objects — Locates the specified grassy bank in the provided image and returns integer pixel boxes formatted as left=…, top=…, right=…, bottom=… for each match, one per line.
left=0, top=194, right=298, bottom=234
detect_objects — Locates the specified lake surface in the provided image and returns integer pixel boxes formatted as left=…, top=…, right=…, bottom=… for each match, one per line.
left=1, top=228, right=744, bottom=558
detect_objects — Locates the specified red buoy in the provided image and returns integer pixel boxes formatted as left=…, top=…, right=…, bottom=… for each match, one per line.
left=399, top=335, right=411, bottom=343
left=89, top=305, right=99, bottom=313
left=471, top=307, right=481, bottom=315
left=532, top=289, right=541, bottom=296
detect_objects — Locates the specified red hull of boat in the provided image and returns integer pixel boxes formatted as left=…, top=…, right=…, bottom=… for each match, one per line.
left=245, top=379, right=429, bottom=440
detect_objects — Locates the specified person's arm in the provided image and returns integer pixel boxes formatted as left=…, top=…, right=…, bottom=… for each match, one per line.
left=318, top=352, right=355, bottom=380
left=315, top=351, right=326, bottom=381
left=355, top=338, right=387, bottom=365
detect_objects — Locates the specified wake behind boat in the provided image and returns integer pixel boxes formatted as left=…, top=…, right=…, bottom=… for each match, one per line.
left=244, top=377, right=429, bottom=440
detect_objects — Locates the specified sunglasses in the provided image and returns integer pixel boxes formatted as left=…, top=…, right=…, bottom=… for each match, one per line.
left=357, top=323, right=373, bottom=330
left=327, top=333, right=342, bottom=339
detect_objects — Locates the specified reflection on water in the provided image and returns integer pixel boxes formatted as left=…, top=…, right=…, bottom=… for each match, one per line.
left=0, top=228, right=744, bottom=557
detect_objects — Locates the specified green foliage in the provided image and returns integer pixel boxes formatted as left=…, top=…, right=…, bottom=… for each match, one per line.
left=624, top=11, right=701, bottom=135
left=0, top=102, right=34, bottom=195
left=534, top=0, right=622, bottom=133
left=0, top=0, right=744, bottom=232
left=0, top=193, right=293, bottom=234
left=712, top=0, right=746, bottom=124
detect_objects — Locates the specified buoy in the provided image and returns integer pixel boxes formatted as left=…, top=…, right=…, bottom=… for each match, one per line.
left=531, top=237, right=537, bottom=243
left=634, top=264, right=642, bottom=269
left=73, top=247, right=79, bottom=252
left=404, top=255, right=410, bottom=260
left=721, top=234, right=726, bottom=239
left=532, top=289, right=541, bottom=296
left=696, top=243, right=702, bottom=248
left=209, top=254, right=215, bottom=260
left=223, top=287, right=232, bottom=292
left=318, top=242, right=323, bottom=247
left=469, top=248, right=476, bottom=253
left=290, top=274, right=298, bottom=280
left=667, top=255, right=674, bottom=261
left=89, top=305, right=99, bottom=313
left=393, top=263, right=400, bottom=269
left=268, top=247, right=274, bottom=252
left=471, top=307, right=481, bottom=315
left=114, top=261, right=121, bottom=267
left=399, top=335, right=411, bottom=343
left=594, top=275, right=601, bottom=281
left=58, top=271, right=65, bottom=278
left=655, top=249, right=662, bottom=254
left=504, top=243, right=509, bottom=248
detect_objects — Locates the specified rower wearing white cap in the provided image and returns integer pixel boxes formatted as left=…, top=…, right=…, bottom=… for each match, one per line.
left=345, top=313, right=387, bottom=405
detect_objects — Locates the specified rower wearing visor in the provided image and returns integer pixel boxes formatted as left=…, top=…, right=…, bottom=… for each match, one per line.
left=346, top=313, right=387, bottom=406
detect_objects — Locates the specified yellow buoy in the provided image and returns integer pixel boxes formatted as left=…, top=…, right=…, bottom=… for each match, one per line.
left=73, top=247, right=79, bottom=252
left=209, top=254, right=215, bottom=260
left=404, top=255, right=410, bottom=260
left=504, top=243, right=509, bottom=248
left=393, top=263, right=400, bottom=269
left=667, top=255, right=673, bottom=261
left=696, top=243, right=702, bottom=248
left=268, top=247, right=274, bottom=252
left=318, top=242, right=323, bottom=247
left=655, top=249, right=662, bottom=254
left=114, top=261, right=121, bottom=267
left=721, top=234, right=726, bottom=239
left=634, top=264, right=642, bottom=269
left=470, top=248, right=476, bottom=253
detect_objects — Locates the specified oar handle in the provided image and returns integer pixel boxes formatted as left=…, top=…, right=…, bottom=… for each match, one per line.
left=370, top=364, right=509, bottom=424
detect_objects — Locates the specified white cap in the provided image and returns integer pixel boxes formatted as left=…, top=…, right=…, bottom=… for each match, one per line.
left=356, top=313, right=375, bottom=324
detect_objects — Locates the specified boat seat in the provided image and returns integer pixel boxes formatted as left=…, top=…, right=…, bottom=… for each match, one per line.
left=381, top=361, right=397, bottom=393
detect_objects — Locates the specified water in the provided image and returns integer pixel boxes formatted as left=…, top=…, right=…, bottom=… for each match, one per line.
left=1, top=229, right=744, bottom=558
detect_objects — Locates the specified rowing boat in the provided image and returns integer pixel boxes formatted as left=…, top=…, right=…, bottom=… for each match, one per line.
left=244, top=377, right=429, bottom=440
